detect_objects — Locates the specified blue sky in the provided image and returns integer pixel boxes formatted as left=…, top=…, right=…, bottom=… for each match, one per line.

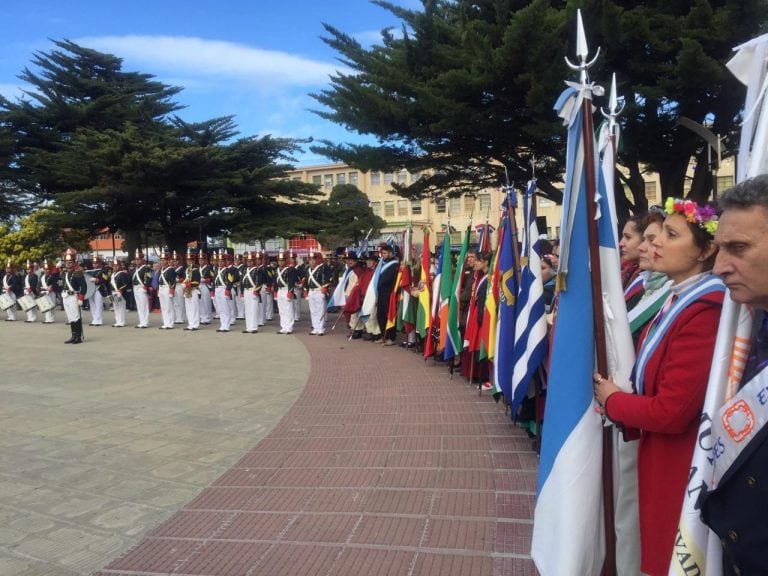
left=2, top=0, right=421, bottom=166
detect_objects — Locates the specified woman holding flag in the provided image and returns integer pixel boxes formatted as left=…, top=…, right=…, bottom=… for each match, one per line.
left=593, top=198, right=724, bottom=576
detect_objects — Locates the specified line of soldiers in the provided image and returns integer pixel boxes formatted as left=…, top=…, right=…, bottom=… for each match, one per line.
left=2, top=247, right=339, bottom=344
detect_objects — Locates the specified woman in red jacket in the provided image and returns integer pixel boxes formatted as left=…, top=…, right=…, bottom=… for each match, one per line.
left=593, top=198, right=724, bottom=576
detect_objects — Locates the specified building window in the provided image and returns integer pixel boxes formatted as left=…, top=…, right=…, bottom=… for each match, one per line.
left=371, top=202, right=381, bottom=216
left=324, top=175, right=334, bottom=189
left=411, top=200, right=422, bottom=215
left=337, top=173, right=346, bottom=185
left=436, top=198, right=446, bottom=213
left=478, top=194, right=491, bottom=212
left=384, top=172, right=394, bottom=184
left=349, top=172, right=359, bottom=185
left=717, top=175, right=734, bottom=191
left=371, top=172, right=381, bottom=185
left=384, top=201, right=395, bottom=217
left=449, top=197, right=462, bottom=215
left=312, top=175, right=322, bottom=186
left=397, top=200, right=408, bottom=216
left=397, top=170, right=408, bottom=184
left=644, top=180, right=657, bottom=202
left=464, top=196, right=475, bottom=212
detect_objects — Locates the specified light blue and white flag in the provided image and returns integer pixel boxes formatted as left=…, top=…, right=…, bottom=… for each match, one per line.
left=531, top=83, right=605, bottom=576
left=327, top=267, right=351, bottom=310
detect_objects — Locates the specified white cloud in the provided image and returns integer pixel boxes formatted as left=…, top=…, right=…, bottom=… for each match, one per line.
left=76, top=35, right=350, bottom=87
left=0, top=83, right=26, bottom=100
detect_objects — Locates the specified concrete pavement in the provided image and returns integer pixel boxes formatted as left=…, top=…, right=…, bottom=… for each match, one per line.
left=0, top=308, right=309, bottom=576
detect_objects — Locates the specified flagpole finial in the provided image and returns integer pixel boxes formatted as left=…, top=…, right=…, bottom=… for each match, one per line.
left=600, top=72, right=624, bottom=130
left=565, top=9, right=600, bottom=84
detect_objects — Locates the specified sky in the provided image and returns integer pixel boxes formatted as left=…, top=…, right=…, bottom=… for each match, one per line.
left=2, top=0, right=421, bottom=166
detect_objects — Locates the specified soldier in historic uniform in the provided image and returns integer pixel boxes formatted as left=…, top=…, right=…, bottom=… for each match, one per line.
left=293, top=254, right=306, bottom=322
left=264, top=255, right=276, bottom=321
left=214, top=252, right=239, bottom=332
left=87, top=256, right=109, bottom=326
left=39, top=259, right=59, bottom=324
left=109, top=258, right=130, bottom=327
left=235, top=253, right=247, bottom=320
left=275, top=251, right=298, bottom=334
left=132, top=250, right=152, bottom=328
left=22, top=259, right=39, bottom=323
left=2, top=259, right=21, bottom=321
left=240, top=252, right=262, bottom=333
left=61, top=248, right=87, bottom=344
left=199, top=252, right=215, bottom=325
left=183, top=250, right=202, bottom=331
left=254, top=251, right=268, bottom=327
left=172, top=251, right=186, bottom=325
left=306, top=252, right=333, bottom=335
left=158, top=252, right=177, bottom=330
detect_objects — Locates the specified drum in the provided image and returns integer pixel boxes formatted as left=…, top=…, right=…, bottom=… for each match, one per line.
left=18, top=294, right=37, bottom=311
left=0, top=292, right=14, bottom=310
left=36, top=296, right=55, bottom=313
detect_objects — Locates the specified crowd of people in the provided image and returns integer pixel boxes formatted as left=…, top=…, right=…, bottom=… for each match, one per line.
left=3, top=177, right=768, bottom=574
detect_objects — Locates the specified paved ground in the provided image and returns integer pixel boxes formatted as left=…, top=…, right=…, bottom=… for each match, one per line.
left=1, top=304, right=538, bottom=576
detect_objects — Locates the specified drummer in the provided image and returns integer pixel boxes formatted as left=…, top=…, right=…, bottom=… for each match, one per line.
left=2, top=259, right=22, bottom=322
left=22, top=259, right=39, bottom=323
left=110, top=259, right=130, bottom=328
left=39, top=259, right=59, bottom=324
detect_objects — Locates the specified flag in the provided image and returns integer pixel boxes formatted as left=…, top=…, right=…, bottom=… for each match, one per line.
left=597, top=100, right=641, bottom=576
left=479, top=223, right=503, bottom=362
left=327, top=267, right=350, bottom=310
left=531, top=81, right=604, bottom=575
left=416, top=228, right=432, bottom=341
left=509, top=180, right=548, bottom=415
left=424, top=233, right=445, bottom=359
left=464, top=222, right=494, bottom=351
left=359, top=257, right=382, bottom=324
left=436, top=229, right=453, bottom=353
left=493, top=193, right=520, bottom=402
left=669, top=32, right=768, bottom=576
left=444, top=224, right=470, bottom=361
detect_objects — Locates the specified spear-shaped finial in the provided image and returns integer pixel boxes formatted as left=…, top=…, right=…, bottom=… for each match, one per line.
left=565, top=9, right=600, bottom=85
left=601, top=73, right=624, bottom=131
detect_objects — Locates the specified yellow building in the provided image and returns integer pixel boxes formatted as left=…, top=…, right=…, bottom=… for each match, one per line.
left=287, top=156, right=736, bottom=248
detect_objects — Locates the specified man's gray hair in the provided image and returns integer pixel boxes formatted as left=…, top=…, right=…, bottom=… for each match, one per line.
left=720, top=174, right=768, bottom=211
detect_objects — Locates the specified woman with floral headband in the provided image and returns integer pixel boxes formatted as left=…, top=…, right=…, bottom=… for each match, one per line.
left=593, top=198, right=725, bottom=576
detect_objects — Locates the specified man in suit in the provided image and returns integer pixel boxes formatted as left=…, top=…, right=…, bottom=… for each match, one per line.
left=701, top=174, right=768, bottom=576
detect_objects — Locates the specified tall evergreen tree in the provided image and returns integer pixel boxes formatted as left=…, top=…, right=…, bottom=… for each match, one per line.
left=311, top=0, right=768, bottom=210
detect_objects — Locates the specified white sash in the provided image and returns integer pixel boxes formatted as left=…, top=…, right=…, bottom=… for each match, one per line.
left=635, top=275, right=725, bottom=394
left=160, top=266, right=173, bottom=286
left=308, top=264, right=324, bottom=288
left=711, top=365, right=768, bottom=486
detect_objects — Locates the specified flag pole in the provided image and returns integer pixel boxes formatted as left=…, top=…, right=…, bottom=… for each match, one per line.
left=566, top=11, right=616, bottom=576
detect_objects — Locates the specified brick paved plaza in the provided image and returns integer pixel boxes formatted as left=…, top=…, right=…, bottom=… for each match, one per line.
left=1, top=307, right=537, bottom=576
